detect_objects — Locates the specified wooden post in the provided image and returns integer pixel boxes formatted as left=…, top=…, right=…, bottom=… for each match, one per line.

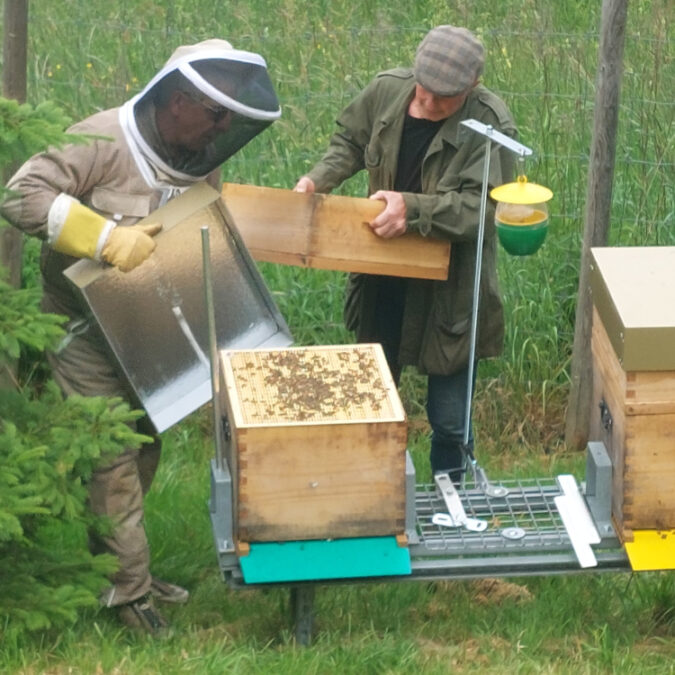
left=2, top=0, right=28, bottom=287
left=1, top=0, right=29, bottom=390
left=564, top=0, right=628, bottom=449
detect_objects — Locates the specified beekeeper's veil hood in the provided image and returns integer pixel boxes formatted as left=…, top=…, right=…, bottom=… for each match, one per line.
left=120, top=39, right=281, bottom=190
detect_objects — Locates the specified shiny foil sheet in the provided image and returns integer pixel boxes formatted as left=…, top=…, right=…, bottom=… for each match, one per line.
left=64, top=182, right=292, bottom=432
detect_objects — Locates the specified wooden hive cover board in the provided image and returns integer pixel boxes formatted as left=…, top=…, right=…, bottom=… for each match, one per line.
left=221, top=182, right=450, bottom=280
left=590, top=246, right=675, bottom=371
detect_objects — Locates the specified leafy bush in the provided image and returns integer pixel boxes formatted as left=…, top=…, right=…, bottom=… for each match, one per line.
left=0, top=383, right=149, bottom=636
left=0, top=277, right=66, bottom=367
left=0, top=275, right=150, bottom=636
left=0, top=98, right=75, bottom=201
left=0, top=97, right=147, bottom=638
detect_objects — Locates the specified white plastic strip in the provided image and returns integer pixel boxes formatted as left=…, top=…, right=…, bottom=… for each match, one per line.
left=555, top=496, right=597, bottom=568
left=554, top=474, right=600, bottom=568
left=557, top=474, right=601, bottom=545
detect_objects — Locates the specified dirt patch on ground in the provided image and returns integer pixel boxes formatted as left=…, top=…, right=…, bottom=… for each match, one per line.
left=469, top=578, right=534, bottom=605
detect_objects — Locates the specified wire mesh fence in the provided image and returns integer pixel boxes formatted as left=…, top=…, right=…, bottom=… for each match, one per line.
left=8, top=1, right=672, bottom=248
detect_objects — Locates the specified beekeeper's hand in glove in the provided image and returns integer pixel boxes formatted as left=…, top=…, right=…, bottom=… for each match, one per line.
left=48, top=193, right=162, bottom=272
left=100, top=222, right=162, bottom=272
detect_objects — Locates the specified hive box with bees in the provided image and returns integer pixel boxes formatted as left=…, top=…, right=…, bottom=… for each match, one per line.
left=589, top=247, right=675, bottom=540
left=218, top=343, right=407, bottom=544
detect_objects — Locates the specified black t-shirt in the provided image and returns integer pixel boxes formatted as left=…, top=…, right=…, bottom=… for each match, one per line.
left=394, top=113, right=444, bottom=192
left=372, top=114, right=443, bottom=377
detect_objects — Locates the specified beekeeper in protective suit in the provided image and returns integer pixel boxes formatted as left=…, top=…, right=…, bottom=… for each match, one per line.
left=2, top=39, right=280, bottom=635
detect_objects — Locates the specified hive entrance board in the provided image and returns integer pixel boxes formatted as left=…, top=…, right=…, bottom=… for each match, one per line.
left=219, top=344, right=408, bottom=543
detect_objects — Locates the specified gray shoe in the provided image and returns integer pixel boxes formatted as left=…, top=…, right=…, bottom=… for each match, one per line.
left=118, top=594, right=169, bottom=636
left=150, top=577, right=189, bottom=604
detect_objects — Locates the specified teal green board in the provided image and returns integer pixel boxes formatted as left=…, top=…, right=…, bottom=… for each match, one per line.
left=239, top=536, right=411, bottom=584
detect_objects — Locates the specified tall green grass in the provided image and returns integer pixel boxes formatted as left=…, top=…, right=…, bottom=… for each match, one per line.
left=22, top=4, right=673, bottom=436
left=2, top=0, right=674, bottom=670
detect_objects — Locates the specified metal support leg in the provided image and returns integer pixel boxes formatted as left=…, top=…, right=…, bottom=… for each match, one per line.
left=290, top=585, right=315, bottom=646
left=584, top=441, right=615, bottom=540
left=405, top=451, right=420, bottom=544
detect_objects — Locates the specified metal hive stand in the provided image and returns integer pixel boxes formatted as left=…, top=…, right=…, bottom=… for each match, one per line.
left=210, top=442, right=630, bottom=645
left=200, top=204, right=629, bottom=646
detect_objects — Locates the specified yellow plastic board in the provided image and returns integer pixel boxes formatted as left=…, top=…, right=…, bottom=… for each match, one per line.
left=624, top=529, right=675, bottom=571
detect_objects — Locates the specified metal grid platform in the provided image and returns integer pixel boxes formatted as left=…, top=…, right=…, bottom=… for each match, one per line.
left=407, top=476, right=629, bottom=579
left=414, top=477, right=570, bottom=554
left=220, top=476, right=630, bottom=588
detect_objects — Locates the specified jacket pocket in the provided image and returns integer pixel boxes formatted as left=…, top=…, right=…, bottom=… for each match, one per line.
left=439, top=317, right=470, bottom=337
left=430, top=314, right=473, bottom=375
left=90, top=187, right=152, bottom=223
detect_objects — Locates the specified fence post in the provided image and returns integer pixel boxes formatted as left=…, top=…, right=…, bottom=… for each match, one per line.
left=2, top=0, right=28, bottom=287
left=564, top=0, right=628, bottom=449
left=2, top=0, right=29, bottom=391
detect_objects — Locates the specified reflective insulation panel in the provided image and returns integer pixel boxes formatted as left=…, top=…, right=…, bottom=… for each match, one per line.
left=64, top=182, right=293, bottom=433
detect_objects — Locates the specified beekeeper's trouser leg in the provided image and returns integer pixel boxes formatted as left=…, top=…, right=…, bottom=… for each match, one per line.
left=47, top=328, right=159, bottom=606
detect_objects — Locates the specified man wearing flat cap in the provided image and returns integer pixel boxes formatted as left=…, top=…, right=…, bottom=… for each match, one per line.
left=295, top=26, right=516, bottom=482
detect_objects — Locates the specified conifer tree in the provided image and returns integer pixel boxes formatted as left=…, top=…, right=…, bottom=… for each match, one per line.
left=0, top=97, right=148, bottom=638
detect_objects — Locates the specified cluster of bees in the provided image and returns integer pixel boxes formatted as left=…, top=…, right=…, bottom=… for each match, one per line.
left=229, top=346, right=393, bottom=424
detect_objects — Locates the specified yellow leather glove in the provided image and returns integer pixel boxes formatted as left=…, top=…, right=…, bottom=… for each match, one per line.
left=47, top=193, right=161, bottom=272
left=101, top=222, right=162, bottom=272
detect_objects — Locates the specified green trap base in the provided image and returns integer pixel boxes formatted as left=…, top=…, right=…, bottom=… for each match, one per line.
left=496, top=221, right=548, bottom=256
left=239, top=536, right=411, bottom=584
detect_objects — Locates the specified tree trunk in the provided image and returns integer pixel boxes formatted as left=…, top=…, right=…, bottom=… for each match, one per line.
left=564, top=0, right=628, bottom=449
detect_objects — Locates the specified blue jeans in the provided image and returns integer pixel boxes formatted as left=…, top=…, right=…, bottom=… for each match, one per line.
left=426, top=364, right=476, bottom=481
left=365, top=277, right=475, bottom=481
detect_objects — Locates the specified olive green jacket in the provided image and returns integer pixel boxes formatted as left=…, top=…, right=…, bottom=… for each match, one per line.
left=306, top=68, right=517, bottom=375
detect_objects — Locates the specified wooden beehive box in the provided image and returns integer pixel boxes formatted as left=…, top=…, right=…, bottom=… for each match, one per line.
left=589, top=247, right=675, bottom=540
left=219, top=343, right=408, bottom=543
left=221, top=182, right=451, bottom=280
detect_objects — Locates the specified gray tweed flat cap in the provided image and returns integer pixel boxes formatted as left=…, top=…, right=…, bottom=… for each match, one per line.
left=414, top=25, right=484, bottom=97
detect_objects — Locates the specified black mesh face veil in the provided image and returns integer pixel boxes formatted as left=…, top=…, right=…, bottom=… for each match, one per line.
left=120, top=45, right=281, bottom=185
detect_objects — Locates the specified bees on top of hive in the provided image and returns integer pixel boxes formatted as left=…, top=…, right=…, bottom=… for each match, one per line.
left=228, top=345, right=396, bottom=424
